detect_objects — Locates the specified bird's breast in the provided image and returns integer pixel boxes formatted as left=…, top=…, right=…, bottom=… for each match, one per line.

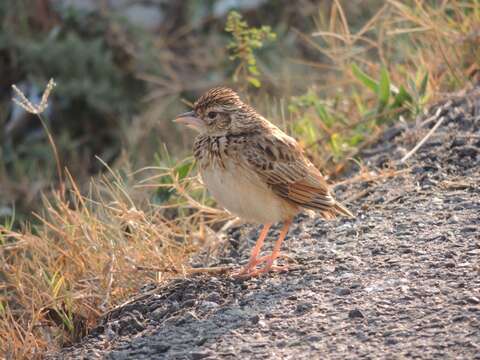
left=194, top=135, right=228, bottom=169
left=200, top=159, right=298, bottom=224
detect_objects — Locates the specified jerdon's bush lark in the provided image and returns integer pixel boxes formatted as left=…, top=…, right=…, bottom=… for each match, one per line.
left=175, top=87, right=353, bottom=278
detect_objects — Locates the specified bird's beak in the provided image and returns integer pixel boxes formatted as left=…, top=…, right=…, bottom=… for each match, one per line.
left=173, top=111, right=205, bottom=131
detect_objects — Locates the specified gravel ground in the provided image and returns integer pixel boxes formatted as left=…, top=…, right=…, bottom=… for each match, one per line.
left=52, top=88, right=480, bottom=359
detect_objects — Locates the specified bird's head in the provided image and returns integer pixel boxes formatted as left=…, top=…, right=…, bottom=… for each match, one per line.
left=174, top=87, right=259, bottom=136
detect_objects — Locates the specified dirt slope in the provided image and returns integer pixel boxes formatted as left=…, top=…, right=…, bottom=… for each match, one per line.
left=52, top=88, right=480, bottom=359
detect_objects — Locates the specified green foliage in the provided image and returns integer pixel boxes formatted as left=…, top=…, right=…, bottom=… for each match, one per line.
left=351, top=63, right=430, bottom=120
left=152, top=157, right=195, bottom=204
left=15, top=31, right=144, bottom=119
left=0, top=2, right=147, bottom=117
left=288, top=89, right=358, bottom=160
left=0, top=3, right=153, bottom=225
left=225, top=11, right=276, bottom=88
left=288, top=89, right=337, bottom=128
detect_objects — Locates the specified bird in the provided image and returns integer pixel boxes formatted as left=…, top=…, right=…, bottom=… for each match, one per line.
left=174, top=87, right=353, bottom=278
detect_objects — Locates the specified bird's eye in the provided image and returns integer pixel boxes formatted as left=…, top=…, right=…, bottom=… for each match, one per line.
left=207, top=111, right=217, bottom=119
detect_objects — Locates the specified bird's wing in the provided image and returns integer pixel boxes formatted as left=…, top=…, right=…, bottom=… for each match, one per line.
left=243, top=130, right=342, bottom=215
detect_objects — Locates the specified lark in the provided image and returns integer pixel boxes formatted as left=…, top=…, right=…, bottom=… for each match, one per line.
left=175, top=87, right=353, bottom=278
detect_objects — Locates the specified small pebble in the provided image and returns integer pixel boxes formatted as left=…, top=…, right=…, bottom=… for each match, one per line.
left=348, top=309, right=365, bottom=319
left=466, top=296, right=480, bottom=305
left=335, top=287, right=352, bottom=296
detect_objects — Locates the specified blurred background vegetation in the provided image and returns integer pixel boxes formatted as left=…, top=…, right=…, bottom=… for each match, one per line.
left=0, top=0, right=479, bottom=356
left=0, top=0, right=404, bottom=224
left=2, top=0, right=478, bottom=225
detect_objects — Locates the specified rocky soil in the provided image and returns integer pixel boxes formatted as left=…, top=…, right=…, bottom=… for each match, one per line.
left=52, top=88, right=480, bottom=359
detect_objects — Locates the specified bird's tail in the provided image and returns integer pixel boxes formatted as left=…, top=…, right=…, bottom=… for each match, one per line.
left=332, top=201, right=354, bottom=218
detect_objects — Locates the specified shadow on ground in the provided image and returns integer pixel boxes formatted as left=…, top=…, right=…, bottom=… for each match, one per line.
left=51, top=88, right=480, bottom=359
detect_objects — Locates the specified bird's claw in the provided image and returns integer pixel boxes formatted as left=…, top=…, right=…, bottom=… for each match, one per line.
left=232, top=254, right=292, bottom=279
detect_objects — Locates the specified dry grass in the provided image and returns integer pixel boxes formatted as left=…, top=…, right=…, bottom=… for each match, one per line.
left=0, top=163, right=231, bottom=358
left=288, top=0, right=479, bottom=176
left=2, top=81, right=230, bottom=357
left=1, top=1, right=479, bottom=357
left=312, top=0, right=478, bottom=90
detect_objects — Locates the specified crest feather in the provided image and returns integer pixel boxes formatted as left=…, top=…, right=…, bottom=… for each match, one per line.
left=194, top=87, right=241, bottom=111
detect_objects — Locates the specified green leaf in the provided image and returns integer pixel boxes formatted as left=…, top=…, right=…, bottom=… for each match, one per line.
left=153, top=180, right=173, bottom=204
left=175, top=160, right=193, bottom=180
left=287, top=104, right=298, bottom=113
left=330, top=133, right=342, bottom=158
left=392, top=85, right=413, bottom=108
left=419, top=72, right=429, bottom=98
left=248, top=65, right=259, bottom=75
left=352, top=92, right=366, bottom=115
left=291, top=117, right=318, bottom=146
left=348, top=133, right=364, bottom=146
left=407, top=77, right=417, bottom=96
left=247, top=76, right=261, bottom=88
left=378, top=67, right=391, bottom=111
left=351, top=63, right=378, bottom=93
left=315, top=103, right=335, bottom=128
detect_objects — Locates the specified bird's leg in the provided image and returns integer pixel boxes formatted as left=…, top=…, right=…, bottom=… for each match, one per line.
left=234, top=223, right=271, bottom=276
left=253, top=253, right=295, bottom=265
left=255, top=219, right=292, bottom=275
left=238, top=219, right=292, bottom=278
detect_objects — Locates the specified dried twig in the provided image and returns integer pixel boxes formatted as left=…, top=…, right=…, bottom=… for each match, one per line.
left=12, top=79, right=56, bottom=114
left=135, top=265, right=234, bottom=275
left=400, top=114, right=446, bottom=163
left=11, top=79, right=64, bottom=193
left=334, top=168, right=410, bottom=187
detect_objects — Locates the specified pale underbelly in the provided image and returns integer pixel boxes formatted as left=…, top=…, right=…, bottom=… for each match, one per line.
left=201, top=165, right=297, bottom=224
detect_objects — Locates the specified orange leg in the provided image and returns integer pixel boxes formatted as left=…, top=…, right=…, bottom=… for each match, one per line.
left=258, top=219, right=292, bottom=273
left=236, top=219, right=292, bottom=278
left=233, top=223, right=271, bottom=276
left=253, top=253, right=295, bottom=265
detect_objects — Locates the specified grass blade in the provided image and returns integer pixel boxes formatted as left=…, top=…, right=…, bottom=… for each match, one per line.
left=419, top=72, right=429, bottom=98
left=378, top=67, right=391, bottom=111
left=351, top=63, right=378, bottom=93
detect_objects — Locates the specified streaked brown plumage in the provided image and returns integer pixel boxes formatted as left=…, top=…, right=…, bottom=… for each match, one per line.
left=175, top=87, right=353, bottom=277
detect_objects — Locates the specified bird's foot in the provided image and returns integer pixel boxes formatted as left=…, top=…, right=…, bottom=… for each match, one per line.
left=231, top=263, right=257, bottom=278
left=255, top=253, right=295, bottom=265
left=232, top=254, right=291, bottom=279
left=231, top=254, right=269, bottom=277
left=232, top=263, right=289, bottom=279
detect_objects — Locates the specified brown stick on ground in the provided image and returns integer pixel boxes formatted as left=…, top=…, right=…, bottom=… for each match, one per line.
left=135, top=265, right=234, bottom=275
left=401, top=109, right=447, bottom=163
